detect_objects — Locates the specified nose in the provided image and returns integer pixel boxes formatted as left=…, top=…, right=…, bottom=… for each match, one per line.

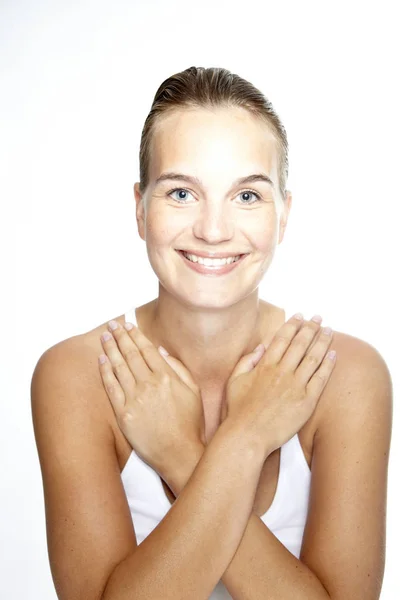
left=192, top=201, right=234, bottom=244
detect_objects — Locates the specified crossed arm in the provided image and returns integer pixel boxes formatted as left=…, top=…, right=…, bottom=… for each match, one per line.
left=34, top=321, right=392, bottom=600
left=102, top=335, right=391, bottom=600
left=168, top=443, right=331, bottom=600
left=162, top=335, right=392, bottom=600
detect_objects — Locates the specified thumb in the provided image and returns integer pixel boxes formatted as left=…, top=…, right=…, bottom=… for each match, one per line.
left=158, top=346, right=199, bottom=395
left=229, top=343, right=266, bottom=380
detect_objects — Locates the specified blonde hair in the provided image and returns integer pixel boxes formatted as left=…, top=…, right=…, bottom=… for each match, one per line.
left=138, top=66, right=289, bottom=201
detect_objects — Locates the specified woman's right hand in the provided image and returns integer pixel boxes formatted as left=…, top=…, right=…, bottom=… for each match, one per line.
left=224, top=314, right=337, bottom=459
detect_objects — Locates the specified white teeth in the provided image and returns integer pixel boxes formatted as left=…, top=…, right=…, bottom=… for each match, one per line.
left=182, top=251, right=242, bottom=266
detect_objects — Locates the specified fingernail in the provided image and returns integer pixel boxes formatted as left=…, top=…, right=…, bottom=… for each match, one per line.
left=253, top=343, right=264, bottom=353
left=158, top=345, right=169, bottom=356
left=108, top=320, right=119, bottom=331
left=124, top=322, right=134, bottom=331
left=311, top=314, right=323, bottom=324
left=293, top=312, right=303, bottom=320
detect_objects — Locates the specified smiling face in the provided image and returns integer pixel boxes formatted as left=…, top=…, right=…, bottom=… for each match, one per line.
left=134, top=106, right=292, bottom=308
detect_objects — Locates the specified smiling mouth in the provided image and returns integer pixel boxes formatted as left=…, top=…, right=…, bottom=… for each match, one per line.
left=177, top=249, right=246, bottom=265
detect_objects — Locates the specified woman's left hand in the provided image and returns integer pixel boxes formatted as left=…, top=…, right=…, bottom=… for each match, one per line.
left=98, top=320, right=206, bottom=478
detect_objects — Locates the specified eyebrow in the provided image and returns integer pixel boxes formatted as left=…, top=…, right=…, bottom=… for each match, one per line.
left=154, top=171, right=275, bottom=190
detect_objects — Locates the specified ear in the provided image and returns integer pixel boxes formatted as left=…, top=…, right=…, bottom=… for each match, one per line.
left=278, top=190, right=292, bottom=245
left=134, top=182, right=146, bottom=241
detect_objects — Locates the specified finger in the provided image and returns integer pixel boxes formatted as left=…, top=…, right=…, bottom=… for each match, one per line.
left=295, top=326, right=334, bottom=385
left=229, top=343, right=266, bottom=380
left=259, top=313, right=305, bottom=366
left=158, top=350, right=199, bottom=395
left=305, top=347, right=337, bottom=400
left=108, top=322, right=151, bottom=381
left=123, top=322, right=178, bottom=379
left=101, top=330, right=137, bottom=393
left=279, top=316, right=323, bottom=372
left=98, top=353, right=126, bottom=415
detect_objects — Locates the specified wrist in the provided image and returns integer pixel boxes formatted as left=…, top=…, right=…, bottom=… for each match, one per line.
left=163, top=441, right=205, bottom=497
left=220, top=417, right=269, bottom=466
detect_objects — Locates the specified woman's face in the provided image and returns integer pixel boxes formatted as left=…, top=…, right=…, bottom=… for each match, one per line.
left=134, top=106, right=291, bottom=308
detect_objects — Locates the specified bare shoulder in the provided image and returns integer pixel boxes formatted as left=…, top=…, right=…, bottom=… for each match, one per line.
left=313, top=329, right=393, bottom=436
left=30, top=321, right=138, bottom=599
left=32, top=315, right=128, bottom=451
left=298, top=329, right=393, bottom=598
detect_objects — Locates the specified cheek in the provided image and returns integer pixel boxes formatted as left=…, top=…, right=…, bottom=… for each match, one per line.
left=145, top=212, right=180, bottom=253
left=146, top=202, right=191, bottom=243
left=251, top=218, right=279, bottom=253
left=145, top=204, right=167, bottom=238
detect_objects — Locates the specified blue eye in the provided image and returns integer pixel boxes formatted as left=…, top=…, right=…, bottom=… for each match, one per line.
left=167, top=188, right=262, bottom=204
left=239, top=190, right=262, bottom=204
left=169, top=188, right=194, bottom=203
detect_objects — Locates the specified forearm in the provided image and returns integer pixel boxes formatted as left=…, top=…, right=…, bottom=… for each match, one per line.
left=172, top=451, right=331, bottom=600
left=220, top=513, right=330, bottom=600
left=102, top=419, right=265, bottom=600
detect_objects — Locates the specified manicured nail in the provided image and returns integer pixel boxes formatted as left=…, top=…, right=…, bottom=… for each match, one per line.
left=108, top=320, right=119, bottom=331
left=158, top=346, right=169, bottom=356
left=293, top=313, right=303, bottom=320
left=101, top=331, right=112, bottom=342
left=253, top=343, right=264, bottom=352
left=311, top=314, right=323, bottom=323
left=124, top=322, right=134, bottom=331
left=322, top=326, right=332, bottom=335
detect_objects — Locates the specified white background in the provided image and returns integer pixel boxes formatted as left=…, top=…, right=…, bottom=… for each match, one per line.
left=3, top=0, right=399, bottom=597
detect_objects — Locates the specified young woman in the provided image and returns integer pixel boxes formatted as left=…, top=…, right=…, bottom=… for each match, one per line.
left=31, top=66, right=392, bottom=600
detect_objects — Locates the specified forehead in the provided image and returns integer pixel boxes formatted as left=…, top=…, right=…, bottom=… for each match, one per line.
left=149, top=106, right=279, bottom=185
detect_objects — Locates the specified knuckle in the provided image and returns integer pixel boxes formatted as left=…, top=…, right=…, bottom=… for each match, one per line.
left=141, top=345, right=154, bottom=358
left=314, top=370, right=328, bottom=384
left=160, top=372, right=171, bottom=385
left=120, top=410, right=133, bottom=423
left=290, top=336, right=305, bottom=348
left=295, top=389, right=307, bottom=404
left=106, top=381, right=119, bottom=394
left=268, top=370, right=281, bottom=386
left=292, top=371, right=304, bottom=387
left=124, top=347, right=139, bottom=362
left=304, top=353, right=320, bottom=366
left=113, top=360, right=126, bottom=375
left=142, top=379, right=154, bottom=392
left=274, top=333, right=291, bottom=344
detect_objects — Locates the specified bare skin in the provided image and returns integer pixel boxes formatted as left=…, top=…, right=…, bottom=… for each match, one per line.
left=32, top=294, right=391, bottom=600
left=83, top=297, right=320, bottom=514
left=32, top=104, right=392, bottom=599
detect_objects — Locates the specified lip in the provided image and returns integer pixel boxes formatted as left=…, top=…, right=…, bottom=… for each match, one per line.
left=176, top=249, right=248, bottom=276
left=176, top=249, right=248, bottom=259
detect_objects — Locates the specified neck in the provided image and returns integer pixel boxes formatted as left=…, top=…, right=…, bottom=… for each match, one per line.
left=142, top=287, right=271, bottom=390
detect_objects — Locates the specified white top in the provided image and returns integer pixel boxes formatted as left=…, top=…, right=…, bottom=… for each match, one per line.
left=122, top=305, right=312, bottom=599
